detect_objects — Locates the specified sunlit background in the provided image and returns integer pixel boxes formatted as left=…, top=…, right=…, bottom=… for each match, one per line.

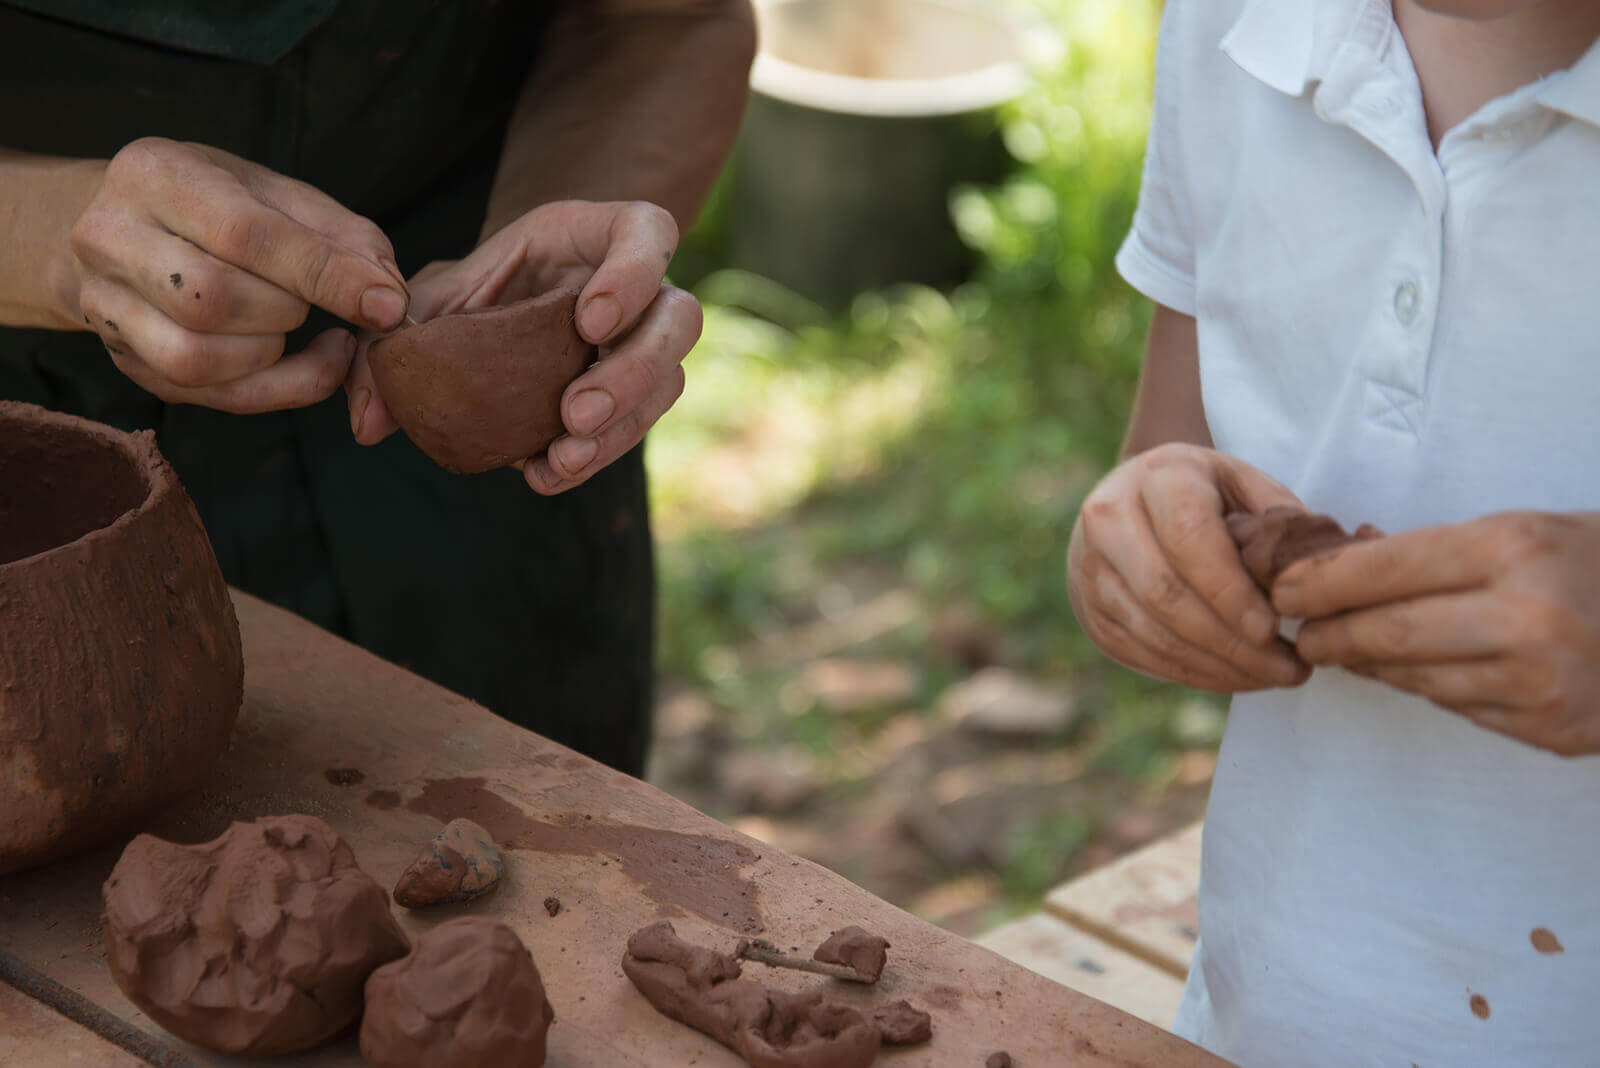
left=644, top=0, right=1222, bottom=937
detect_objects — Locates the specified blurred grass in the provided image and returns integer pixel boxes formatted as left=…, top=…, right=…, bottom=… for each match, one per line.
left=648, top=0, right=1218, bottom=915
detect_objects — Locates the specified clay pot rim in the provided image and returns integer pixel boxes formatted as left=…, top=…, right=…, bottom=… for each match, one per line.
left=0, top=401, right=169, bottom=573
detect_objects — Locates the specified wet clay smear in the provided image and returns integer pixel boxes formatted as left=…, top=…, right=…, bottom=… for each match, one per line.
left=813, top=927, right=890, bottom=983
left=622, top=922, right=881, bottom=1068
left=986, top=1053, right=1014, bottom=1068
left=408, top=778, right=763, bottom=933
left=872, top=1000, right=932, bottom=1046
left=1530, top=928, right=1564, bottom=954
left=1225, top=507, right=1381, bottom=590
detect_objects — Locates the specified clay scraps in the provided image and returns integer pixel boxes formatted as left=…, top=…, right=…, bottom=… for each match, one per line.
left=623, top=921, right=931, bottom=1067
left=392, top=817, right=504, bottom=908
left=101, top=815, right=409, bottom=1057
left=813, top=926, right=890, bottom=983
left=360, top=916, right=555, bottom=1068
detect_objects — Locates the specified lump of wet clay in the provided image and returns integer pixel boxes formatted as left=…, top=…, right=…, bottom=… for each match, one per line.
left=622, top=921, right=882, bottom=1068
left=368, top=288, right=596, bottom=474
left=872, top=1000, right=932, bottom=1046
left=986, top=1053, right=1014, bottom=1068
left=360, top=916, right=555, bottom=1068
left=393, top=818, right=504, bottom=908
left=813, top=926, right=889, bottom=983
left=1225, top=507, right=1381, bottom=590
left=101, top=815, right=409, bottom=1056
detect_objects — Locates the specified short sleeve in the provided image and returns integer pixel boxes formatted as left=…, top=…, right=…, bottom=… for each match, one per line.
left=1115, top=0, right=1198, bottom=316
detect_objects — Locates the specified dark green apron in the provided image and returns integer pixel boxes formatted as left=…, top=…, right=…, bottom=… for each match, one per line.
left=0, top=0, right=656, bottom=775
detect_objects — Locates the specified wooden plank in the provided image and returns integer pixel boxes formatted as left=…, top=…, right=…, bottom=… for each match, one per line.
left=975, top=913, right=1186, bottom=1029
left=1044, top=822, right=1203, bottom=979
left=0, top=592, right=1229, bottom=1068
left=0, top=977, right=149, bottom=1066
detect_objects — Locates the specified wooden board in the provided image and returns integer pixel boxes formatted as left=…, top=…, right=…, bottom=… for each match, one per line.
left=0, top=592, right=1228, bottom=1067
left=1044, top=823, right=1204, bottom=979
left=975, top=913, right=1186, bottom=1030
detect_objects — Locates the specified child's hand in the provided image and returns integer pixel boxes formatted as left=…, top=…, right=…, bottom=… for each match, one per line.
left=1068, top=443, right=1313, bottom=692
left=1277, top=512, right=1600, bottom=756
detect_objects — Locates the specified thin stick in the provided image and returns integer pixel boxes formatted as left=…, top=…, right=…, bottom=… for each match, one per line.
left=733, top=939, right=875, bottom=983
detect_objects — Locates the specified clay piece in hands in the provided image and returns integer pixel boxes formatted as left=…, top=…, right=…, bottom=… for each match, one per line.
left=1225, top=507, right=1381, bottom=590
left=872, top=1000, right=932, bottom=1046
left=367, top=288, right=596, bottom=474
left=101, top=815, right=409, bottom=1056
left=812, top=926, right=890, bottom=983
left=622, top=921, right=882, bottom=1068
left=393, top=818, right=504, bottom=908
left=360, top=916, right=555, bottom=1068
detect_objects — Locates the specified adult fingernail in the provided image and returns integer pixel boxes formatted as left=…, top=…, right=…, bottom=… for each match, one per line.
left=552, top=435, right=598, bottom=475
left=568, top=390, right=614, bottom=435
left=580, top=294, right=622, bottom=341
left=350, top=387, right=370, bottom=440
left=360, top=286, right=407, bottom=330
left=1243, top=607, right=1277, bottom=643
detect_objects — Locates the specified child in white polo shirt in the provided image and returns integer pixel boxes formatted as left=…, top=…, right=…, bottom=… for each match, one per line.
left=1066, top=0, right=1600, bottom=1065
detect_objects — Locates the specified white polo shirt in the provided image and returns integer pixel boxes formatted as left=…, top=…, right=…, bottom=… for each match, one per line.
left=1115, top=1, right=1600, bottom=1065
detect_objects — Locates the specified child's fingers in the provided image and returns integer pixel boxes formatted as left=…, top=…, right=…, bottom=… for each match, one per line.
left=1296, top=590, right=1519, bottom=667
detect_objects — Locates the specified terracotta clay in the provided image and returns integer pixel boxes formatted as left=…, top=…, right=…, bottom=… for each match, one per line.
left=813, top=927, right=889, bottom=983
left=987, top=1053, right=1014, bottom=1068
left=101, top=815, right=409, bottom=1056
left=622, top=922, right=882, bottom=1068
left=360, top=916, right=555, bottom=1068
left=544, top=896, right=562, bottom=917
left=1224, top=507, right=1381, bottom=590
left=872, top=1000, right=932, bottom=1046
left=393, top=818, right=504, bottom=908
left=0, top=402, right=242, bottom=875
left=367, top=289, right=596, bottom=474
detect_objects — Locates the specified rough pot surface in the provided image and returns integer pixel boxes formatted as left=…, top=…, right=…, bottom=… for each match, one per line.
left=0, top=401, right=243, bottom=874
left=367, top=288, right=596, bottom=474
left=360, top=915, right=555, bottom=1068
left=101, top=815, right=410, bottom=1057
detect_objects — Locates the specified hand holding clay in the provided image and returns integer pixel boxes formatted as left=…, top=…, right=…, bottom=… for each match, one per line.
left=1278, top=510, right=1600, bottom=756
left=1068, top=443, right=1311, bottom=693
left=66, top=138, right=408, bottom=412
left=344, top=199, right=699, bottom=493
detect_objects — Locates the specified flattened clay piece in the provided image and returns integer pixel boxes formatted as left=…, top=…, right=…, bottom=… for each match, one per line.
left=987, top=1053, right=1014, bottom=1068
left=0, top=402, right=242, bottom=875
left=872, top=1000, right=932, bottom=1046
left=393, top=818, right=504, bottom=908
left=360, top=916, right=555, bottom=1068
left=813, top=927, right=889, bottom=983
left=1225, top=507, right=1381, bottom=590
left=102, top=815, right=409, bottom=1056
left=368, top=288, right=596, bottom=474
left=622, top=921, right=881, bottom=1068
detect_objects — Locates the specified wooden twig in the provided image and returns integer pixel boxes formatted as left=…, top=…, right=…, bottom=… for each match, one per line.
left=733, top=938, right=875, bottom=983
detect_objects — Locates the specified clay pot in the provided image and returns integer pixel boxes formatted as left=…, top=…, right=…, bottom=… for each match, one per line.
left=0, top=402, right=243, bottom=875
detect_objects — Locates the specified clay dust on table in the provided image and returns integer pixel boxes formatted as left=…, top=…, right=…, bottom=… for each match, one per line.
left=407, top=777, right=766, bottom=933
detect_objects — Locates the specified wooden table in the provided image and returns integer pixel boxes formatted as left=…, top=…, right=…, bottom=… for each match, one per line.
left=0, top=593, right=1227, bottom=1067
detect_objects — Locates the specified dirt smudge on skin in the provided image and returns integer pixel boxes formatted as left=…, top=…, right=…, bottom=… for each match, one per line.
left=407, top=777, right=764, bottom=933
left=1470, top=994, right=1490, bottom=1019
left=1530, top=928, right=1564, bottom=954
left=365, top=789, right=401, bottom=810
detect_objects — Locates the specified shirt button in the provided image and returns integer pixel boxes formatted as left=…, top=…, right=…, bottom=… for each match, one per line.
left=1393, top=280, right=1421, bottom=325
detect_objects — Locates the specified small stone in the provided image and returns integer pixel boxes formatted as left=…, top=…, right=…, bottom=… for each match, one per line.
left=393, top=818, right=504, bottom=909
left=939, top=667, right=1075, bottom=737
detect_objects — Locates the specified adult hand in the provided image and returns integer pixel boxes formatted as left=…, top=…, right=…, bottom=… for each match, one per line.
left=1276, top=511, right=1600, bottom=756
left=1068, top=443, right=1312, bottom=692
left=344, top=200, right=699, bottom=495
left=68, top=137, right=409, bottom=412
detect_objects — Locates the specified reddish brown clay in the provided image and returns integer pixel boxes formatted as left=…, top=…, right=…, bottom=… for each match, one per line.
left=622, top=922, right=882, bottom=1068
left=101, top=815, right=409, bottom=1056
left=813, top=927, right=890, bottom=983
left=0, top=401, right=242, bottom=875
left=360, top=916, right=555, bottom=1068
left=544, top=896, right=562, bottom=917
left=872, top=1000, right=932, bottom=1046
left=367, top=289, right=596, bottom=474
left=987, top=1053, right=1014, bottom=1068
left=393, top=818, right=504, bottom=908
left=1225, top=507, right=1382, bottom=590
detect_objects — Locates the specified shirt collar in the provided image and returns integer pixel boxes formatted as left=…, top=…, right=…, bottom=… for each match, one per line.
left=1222, top=0, right=1600, bottom=130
